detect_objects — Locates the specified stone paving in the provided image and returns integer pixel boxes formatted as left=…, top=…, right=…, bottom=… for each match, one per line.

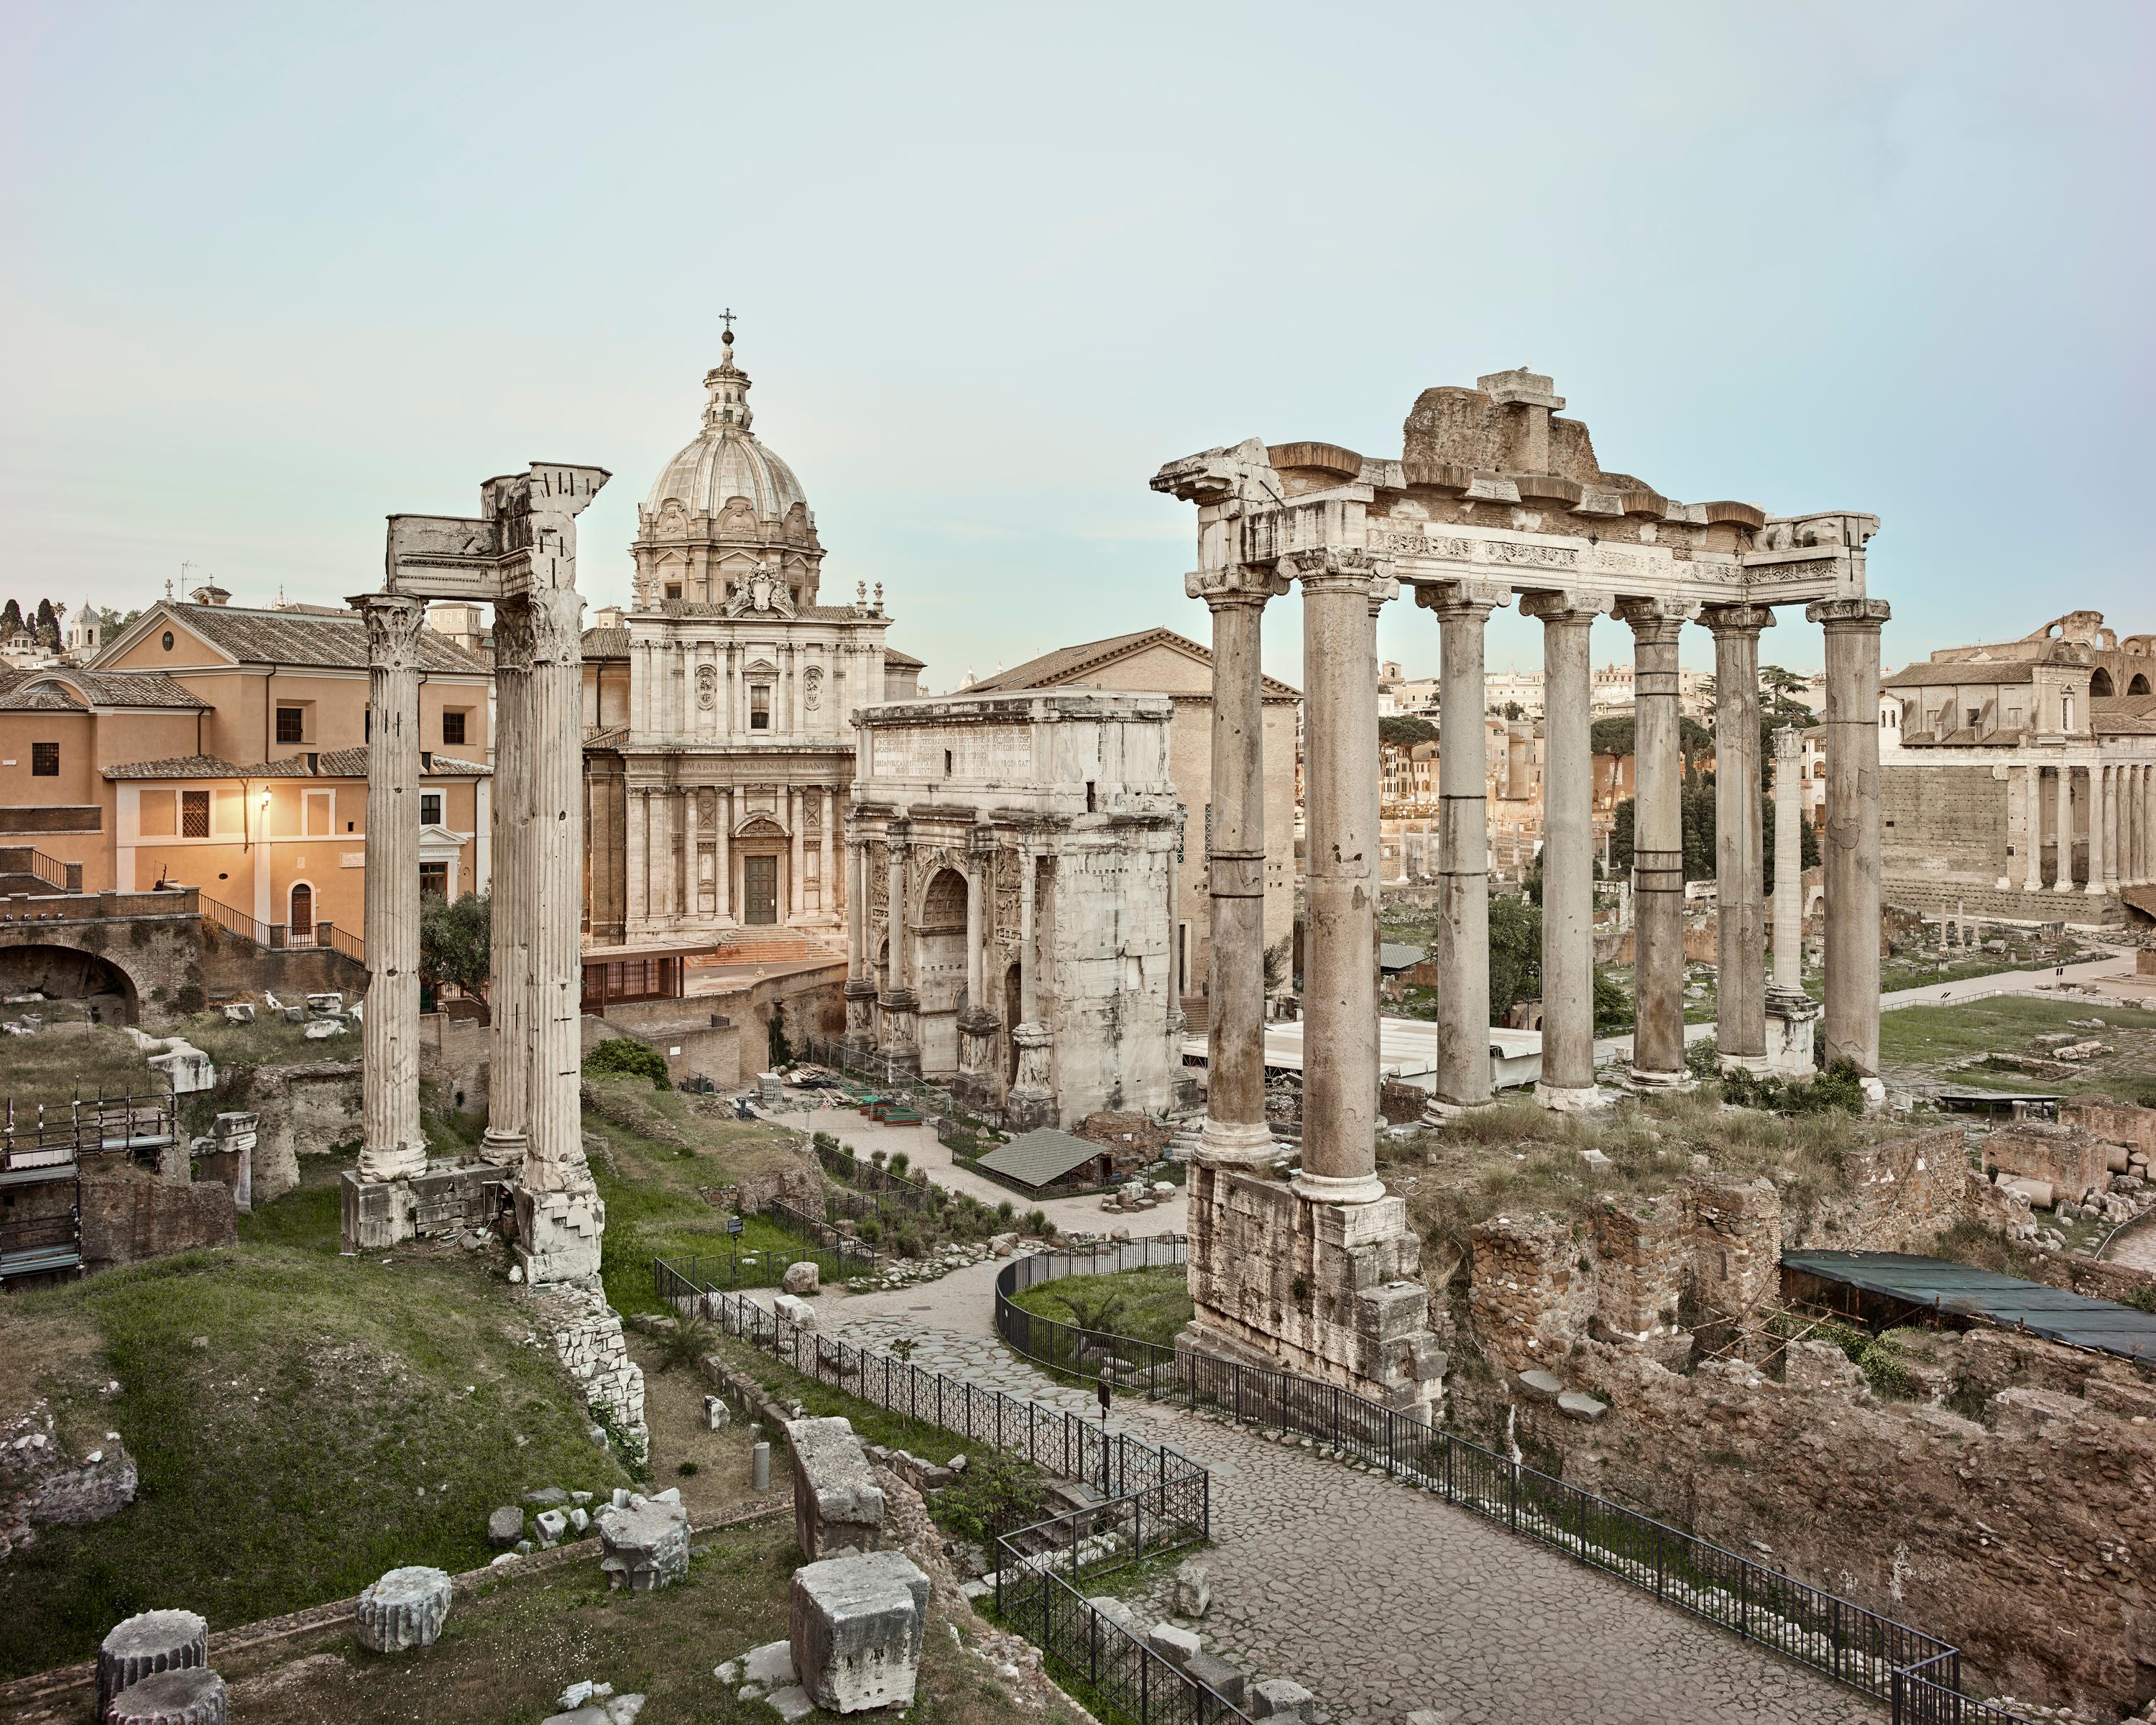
left=819, top=1300, right=1883, bottom=1725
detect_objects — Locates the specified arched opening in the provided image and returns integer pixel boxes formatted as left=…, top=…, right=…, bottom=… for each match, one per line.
left=914, top=868, right=967, bottom=1075
left=0, top=943, right=140, bottom=1025
left=2130, top=673, right=2152, bottom=696
left=2091, top=668, right=2116, bottom=697
left=288, top=882, right=314, bottom=943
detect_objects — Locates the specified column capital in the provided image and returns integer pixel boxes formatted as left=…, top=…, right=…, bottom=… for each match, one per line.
left=885, top=816, right=913, bottom=850
left=1805, top=597, right=1892, bottom=630
left=1700, top=603, right=1778, bottom=636
left=1615, top=595, right=1702, bottom=635
left=1414, top=578, right=1511, bottom=618
left=528, top=583, right=586, bottom=664
left=1518, top=589, right=1615, bottom=625
left=1771, top=723, right=1805, bottom=764
left=1185, top=564, right=1289, bottom=608
left=354, top=591, right=429, bottom=668
left=1282, top=546, right=1391, bottom=596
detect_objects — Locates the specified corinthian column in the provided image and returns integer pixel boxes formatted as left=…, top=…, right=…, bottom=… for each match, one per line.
left=1186, top=562, right=1285, bottom=1165
left=516, top=580, right=606, bottom=1283
left=356, top=593, right=428, bottom=1195
left=1705, top=605, right=1774, bottom=1070
left=1418, top=579, right=1510, bottom=1118
left=843, top=834, right=875, bottom=1043
left=1772, top=727, right=1805, bottom=995
left=1807, top=597, right=1891, bottom=1089
left=2093, top=763, right=2114, bottom=896
left=1521, top=591, right=1608, bottom=1108
left=877, top=819, right=920, bottom=1070
left=482, top=597, right=533, bottom=1164
left=2053, top=764, right=2075, bottom=892
left=1618, top=598, right=1696, bottom=1087
left=1292, top=548, right=1392, bottom=1205
left=1008, top=831, right=1054, bottom=1125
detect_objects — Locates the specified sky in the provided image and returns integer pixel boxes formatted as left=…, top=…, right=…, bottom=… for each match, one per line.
left=3, top=1, right=2151, bottom=691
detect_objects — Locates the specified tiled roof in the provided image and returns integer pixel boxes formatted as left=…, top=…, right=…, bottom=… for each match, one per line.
left=103, top=755, right=247, bottom=780
left=965, top=627, right=1301, bottom=699
left=0, top=670, right=208, bottom=710
left=585, top=724, right=629, bottom=748
left=885, top=646, right=924, bottom=669
left=1884, top=661, right=2036, bottom=689
left=111, top=603, right=487, bottom=673
left=582, top=626, right=631, bottom=659
left=974, top=1128, right=1107, bottom=1190
left=0, top=684, right=86, bottom=710
left=104, top=748, right=489, bottom=781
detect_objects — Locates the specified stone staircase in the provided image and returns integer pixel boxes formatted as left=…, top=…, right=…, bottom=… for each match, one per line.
left=695, top=927, right=845, bottom=970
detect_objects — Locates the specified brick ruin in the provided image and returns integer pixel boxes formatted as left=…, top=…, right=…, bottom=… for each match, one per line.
left=1450, top=1116, right=2156, bottom=1711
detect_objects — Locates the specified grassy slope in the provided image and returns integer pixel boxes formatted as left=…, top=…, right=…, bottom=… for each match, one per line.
left=1004, top=1266, right=1194, bottom=1349
left=1877, top=995, right=2156, bottom=1105
left=0, top=1156, right=630, bottom=1680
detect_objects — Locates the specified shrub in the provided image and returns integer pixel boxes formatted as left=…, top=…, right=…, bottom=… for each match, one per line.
left=858, top=1218, right=883, bottom=1245
left=1023, top=1208, right=1048, bottom=1236
left=888, top=1152, right=910, bottom=1179
left=1685, top=1039, right=1722, bottom=1080
left=1857, top=1333, right=1912, bottom=1399
left=583, top=1037, right=670, bottom=1090
left=996, top=1199, right=1015, bottom=1223
left=871, top=1149, right=888, bottom=1167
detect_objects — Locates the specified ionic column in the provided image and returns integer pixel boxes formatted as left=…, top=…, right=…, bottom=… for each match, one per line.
left=482, top=597, right=533, bottom=1165
left=2020, top=764, right=2042, bottom=891
left=1620, top=597, right=1695, bottom=1087
left=1418, top=579, right=1510, bottom=1116
left=357, top=593, right=428, bottom=1187
left=788, top=788, right=806, bottom=918
left=1705, top=605, right=1774, bottom=1070
left=1772, top=727, right=1805, bottom=994
left=818, top=791, right=834, bottom=917
left=1293, top=548, right=1392, bottom=1205
left=2054, top=763, right=2075, bottom=892
left=1185, top=563, right=1283, bottom=1164
left=1807, top=597, right=1892, bottom=1085
left=1522, top=591, right=1608, bottom=1109
left=2093, top=763, right=2114, bottom=895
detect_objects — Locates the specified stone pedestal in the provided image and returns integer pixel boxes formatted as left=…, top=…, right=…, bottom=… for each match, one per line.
left=1763, top=988, right=1819, bottom=1079
left=105, top=1668, right=226, bottom=1725
left=843, top=978, right=877, bottom=1043
left=354, top=1565, right=453, bottom=1652
left=515, top=1182, right=604, bottom=1285
left=98, top=1609, right=208, bottom=1719
left=784, top=1415, right=885, bottom=1560
left=340, top=1170, right=414, bottom=1252
left=790, top=1550, right=929, bottom=1715
left=1183, top=1163, right=1448, bottom=1419
left=951, top=1006, right=1003, bottom=1115
left=873, top=990, right=922, bottom=1077
left=1005, top=1021, right=1055, bottom=1129
left=596, top=1492, right=690, bottom=1593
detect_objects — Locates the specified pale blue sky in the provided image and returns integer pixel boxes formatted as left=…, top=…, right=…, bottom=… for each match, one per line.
left=4, top=1, right=2150, bottom=689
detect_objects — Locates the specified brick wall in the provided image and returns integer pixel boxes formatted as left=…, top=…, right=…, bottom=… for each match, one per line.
left=1882, top=762, right=2005, bottom=891
left=78, top=1168, right=235, bottom=1270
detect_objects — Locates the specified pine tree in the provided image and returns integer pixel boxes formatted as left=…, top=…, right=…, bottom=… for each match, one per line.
left=34, top=598, right=59, bottom=646
left=0, top=599, right=19, bottom=637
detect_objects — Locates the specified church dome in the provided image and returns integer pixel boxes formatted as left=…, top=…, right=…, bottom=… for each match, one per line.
left=641, top=334, right=811, bottom=528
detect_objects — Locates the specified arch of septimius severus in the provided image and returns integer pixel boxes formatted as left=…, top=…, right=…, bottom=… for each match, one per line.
left=1153, top=368, right=1886, bottom=1414
left=340, top=463, right=609, bottom=1287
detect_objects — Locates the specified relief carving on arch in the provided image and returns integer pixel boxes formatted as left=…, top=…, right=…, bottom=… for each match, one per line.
left=992, top=847, right=1021, bottom=947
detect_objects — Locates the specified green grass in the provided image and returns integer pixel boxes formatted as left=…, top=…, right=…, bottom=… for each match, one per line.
left=0, top=1024, right=160, bottom=1100
left=1005, top=1266, right=1194, bottom=1350
left=1878, top=996, right=2156, bottom=1105
left=0, top=1158, right=631, bottom=1680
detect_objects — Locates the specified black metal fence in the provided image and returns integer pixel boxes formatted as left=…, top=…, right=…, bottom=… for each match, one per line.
left=811, top=1137, right=944, bottom=1215
left=800, top=1036, right=957, bottom=1111
left=995, top=1241, right=2028, bottom=1722
left=655, top=1238, right=877, bottom=1293
left=762, top=1197, right=886, bottom=1278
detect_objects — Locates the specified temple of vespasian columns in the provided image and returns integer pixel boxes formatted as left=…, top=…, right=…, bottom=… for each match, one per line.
left=1152, top=367, right=1887, bottom=1414
left=341, top=464, right=612, bottom=1289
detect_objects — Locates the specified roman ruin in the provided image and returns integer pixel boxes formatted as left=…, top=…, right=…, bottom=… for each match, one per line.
left=341, top=463, right=611, bottom=1287
left=1153, top=367, right=1889, bottom=1409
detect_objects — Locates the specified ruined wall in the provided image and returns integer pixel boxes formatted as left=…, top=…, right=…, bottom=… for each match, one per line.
left=1468, top=1215, right=1595, bottom=1373
left=1685, top=1174, right=1782, bottom=1325
left=1811, top=1125, right=1983, bottom=1251
left=198, top=922, right=358, bottom=1003
left=78, top=1168, right=235, bottom=1271
left=1590, top=1195, right=1684, bottom=1339
left=217, top=1060, right=361, bottom=1203
left=0, top=1401, right=136, bottom=1560
left=422, top=1011, right=492, bottom=1115
left=1882, top=762, right=2007, bottom=895
left=1984, top=1125, right=2116, bottom=1203
left=2064, top=1099, right=2156, bottom=1161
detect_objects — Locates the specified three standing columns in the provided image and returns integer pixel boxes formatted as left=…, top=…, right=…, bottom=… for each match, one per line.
left=1291, top=548, right=1391, bottom=1205
left=1418, top=580, right=1508, bottom=1118
left=1619, top=598, right=1695, bottom=1087
left=357, top=594, right=429, bottom=1182
left=1706, top=606, right=1773, bottom=1072
left=1807, top=598, right=1892, bottom=1087
left=1521, top=591, right=1609, bottom=1110
left=1189, top=564, right=1285, bottom=1164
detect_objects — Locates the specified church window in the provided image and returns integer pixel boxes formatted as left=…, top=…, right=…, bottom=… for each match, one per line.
left=750, top=686, right=770, bottom=731
left=182, top=790, right=210, bottom=837
left=276, top=706, right=305, bottom=743
left=31, top=742, right=58, bottom=776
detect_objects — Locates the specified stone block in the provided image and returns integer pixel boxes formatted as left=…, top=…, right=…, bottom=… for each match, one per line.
left=1556, top=1390, right=1608, bottom=1421
left=1786, top=1339, right=1865, bottom=1396
left=786, top=1416, right=884, bottom=1558
left=341, top=1169, right=415, bottom=1251
left=1517, top=1369, right=1565, bottom=1401
left=790, top=1549, right=929, bottom=1714
left=1249, top=1676, right=1317, bottom=1721
left=1184, top=1652, right=1245, bottom=1706
left=704, top=1394, right=732, bottom=1431
left=96, top=1609, right=208, bottom=1719
left=774, top=1293, right=819, bottom=1330
left=221, top=1003, right=254, bottom=1024
left=1173, top=1559, right=1210, bottom=1618
left=1148, top=1623, right=1201, bottom=1670
left=535, top=1508, right=569, bottom=1546
left=487, top=1506, right=525, bottom=1547
left=596, top=1495, right=690, bottom=1592
left=781, top=1261, right=821, bottom=1295
left=354, top=1565, right=452, bottom=1652
left=104, top=1666, right=227, bottom=1724
left=1087, top=1595, right=1146, bottom=1640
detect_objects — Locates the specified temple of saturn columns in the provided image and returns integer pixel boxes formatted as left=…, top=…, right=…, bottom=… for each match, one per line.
left=1151, top=367, right=1886, bottom=1412
left=341, top=464, right=613, bottom=1288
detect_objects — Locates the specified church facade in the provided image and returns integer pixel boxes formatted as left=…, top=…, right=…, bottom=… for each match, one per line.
left=582, top=334, right=921, bottom=949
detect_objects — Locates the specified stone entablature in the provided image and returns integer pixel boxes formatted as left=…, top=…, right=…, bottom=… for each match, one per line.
left=844, top=690, right=1183, bottom=1128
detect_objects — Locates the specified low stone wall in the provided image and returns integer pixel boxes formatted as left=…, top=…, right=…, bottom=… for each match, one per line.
left=1984, top=1124, right=2116, bottom=1203
left=79, top=1168, right=235, bottom=1271
left=198, top=924, right=359, bottom=1003
left=518, top=1282, right=648, bottom=1469
left=2064, top=1098, right=2156, bottom=1160
left=0, top=1400, right=136, bottom=1560
left=1812, top=1125, right=1984, bottom=1251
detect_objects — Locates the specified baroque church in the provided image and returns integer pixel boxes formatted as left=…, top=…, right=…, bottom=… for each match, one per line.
left=582, top=330, right=922, bottom=952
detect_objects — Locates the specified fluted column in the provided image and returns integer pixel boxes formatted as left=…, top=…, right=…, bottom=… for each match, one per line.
left=358, top=593, right=428, bottom=1187
left=1419, top=579, right=1510, bottom=1117
left=516, top=581, right=604, bottom=1284
left=877, top=819, right=919, bottom=1067
left=843, top=834, right=875, bottom=1042
left=714, top=788, right=732, bottom=919
left=1807, top=597, right=1891, bottom=1086
left=789, top=788, right=806, bottom=918
left=1706, top=606, right=1773, bottom=1069
left=818, top=791, right=835, bottom=918
left=1293, top=548, right=1391, bottom=1205
left=482, top=597, right=533, bottom=1164
left=2093, top=763, right=2114, bottom=895
left=1772, top=727, right=1805, bottom=994
left=2053, top=763, right=2074, bottom=892
left=1620, top=598, right=1695, bottom=1087
left=2020, top=764, right=2042, bottom=890
left=1008, top=832, right=1054, bottom=1121
left=1186, top=563, right=1282, bottom=1164
left=1523, top=591, right=1607, bottom=1108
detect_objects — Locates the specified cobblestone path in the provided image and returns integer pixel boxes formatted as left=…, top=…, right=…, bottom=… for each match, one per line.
left=826, top=1308, right=1882, bottom=1725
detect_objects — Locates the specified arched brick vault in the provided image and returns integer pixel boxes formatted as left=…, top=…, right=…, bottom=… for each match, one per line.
left=0, top=937, right=147, bottom=1023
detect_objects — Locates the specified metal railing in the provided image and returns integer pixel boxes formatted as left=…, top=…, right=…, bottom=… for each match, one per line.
left=655, top=1261, right=1240, bottom=1724
left=800, top=1036, right=959, bottom=1112
left=0, top=847, right=69, bottom=889
left=995, top=1242, right=2030, bottom=1720
left=762, top=1197, right=887, bottom=1278
left=198, top=893, right=273, bottom=947
left=660, top=1233, right=880, bottom=1293
left=196, top=894, right=364, bottom=965
left=812, top=1136, right=943, bottom=1214
left=1, top=1090, right=178, bottom=1174
left=325, top=924, right=365, bottom=965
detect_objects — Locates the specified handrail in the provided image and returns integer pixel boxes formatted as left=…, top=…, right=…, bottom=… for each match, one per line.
left=993, top=1243, right=2032, bottom=1721
left=15, top=848, right=66, bottom=888
left=325, top=924, right=365, bottom=965
left=198, top=893, right=272, bottom=947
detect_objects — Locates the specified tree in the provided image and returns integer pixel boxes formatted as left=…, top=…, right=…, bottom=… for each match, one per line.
left=1593, top=968, right=1632, bottom=1034
left=419, top=890, right=491, bottom=1003
left=1589, top=714, right=1710, bottom=763
left=1487, top=895, right=1542, bottom=1020
left=1502, top=699, right=1524, bottom=721
left=0, top=599, right=19, bottom=638
left=584, top=1036, right=669, bottom=1089
left=1610, top=799, right=1636, bottom=875
left=1379, top=714, right=1438, bottom=750
left=34, top=599, right=58, bottom=647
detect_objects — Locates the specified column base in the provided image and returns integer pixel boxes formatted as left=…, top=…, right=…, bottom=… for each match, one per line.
left=480, top=1128, right=527, bottom=1166
left=1716, top=1052, right=1775, bottom=1076
left=1196, top=1116, right=1277, bottom=1167
left=1183, top=1163, right=1448, bottom=1421
left=1627, top=1064, right=1695, bottom=1092
left=1003, top=1087, right=1057, bottom=1132
left=843, top=978, right=877, bottom=1042
left=515, top=1182, right=606, bottom=1287
left=1419, top=1095, right=1496, bottom=1126
left=1763, top=990, right=1819, bottom=1080
left=950, top=1067, right=1006, bottom=1119
left=2087, top=883, right=2110, bottom=897
left=1534, top=1082, right=1605, bottom=1113
left=341, top=1169, right=415, bottom=1251
left=1995, top=878, right=2012, bottom=891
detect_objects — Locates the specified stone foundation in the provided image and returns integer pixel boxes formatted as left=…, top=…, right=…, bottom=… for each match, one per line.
left=513, top=1179, right=605, bottom=1285
left=519, top=1281, right=648, bottom=1466
left=1182, top=1163, right=1447, bottom=1417
left=339, top=1162, right=506, bottom=1254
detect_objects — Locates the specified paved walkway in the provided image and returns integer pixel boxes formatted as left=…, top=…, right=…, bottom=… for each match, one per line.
left=2110, top=1215, right=2156, bottom=1274
left=814, top=1300, right=1879, bottom=1725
